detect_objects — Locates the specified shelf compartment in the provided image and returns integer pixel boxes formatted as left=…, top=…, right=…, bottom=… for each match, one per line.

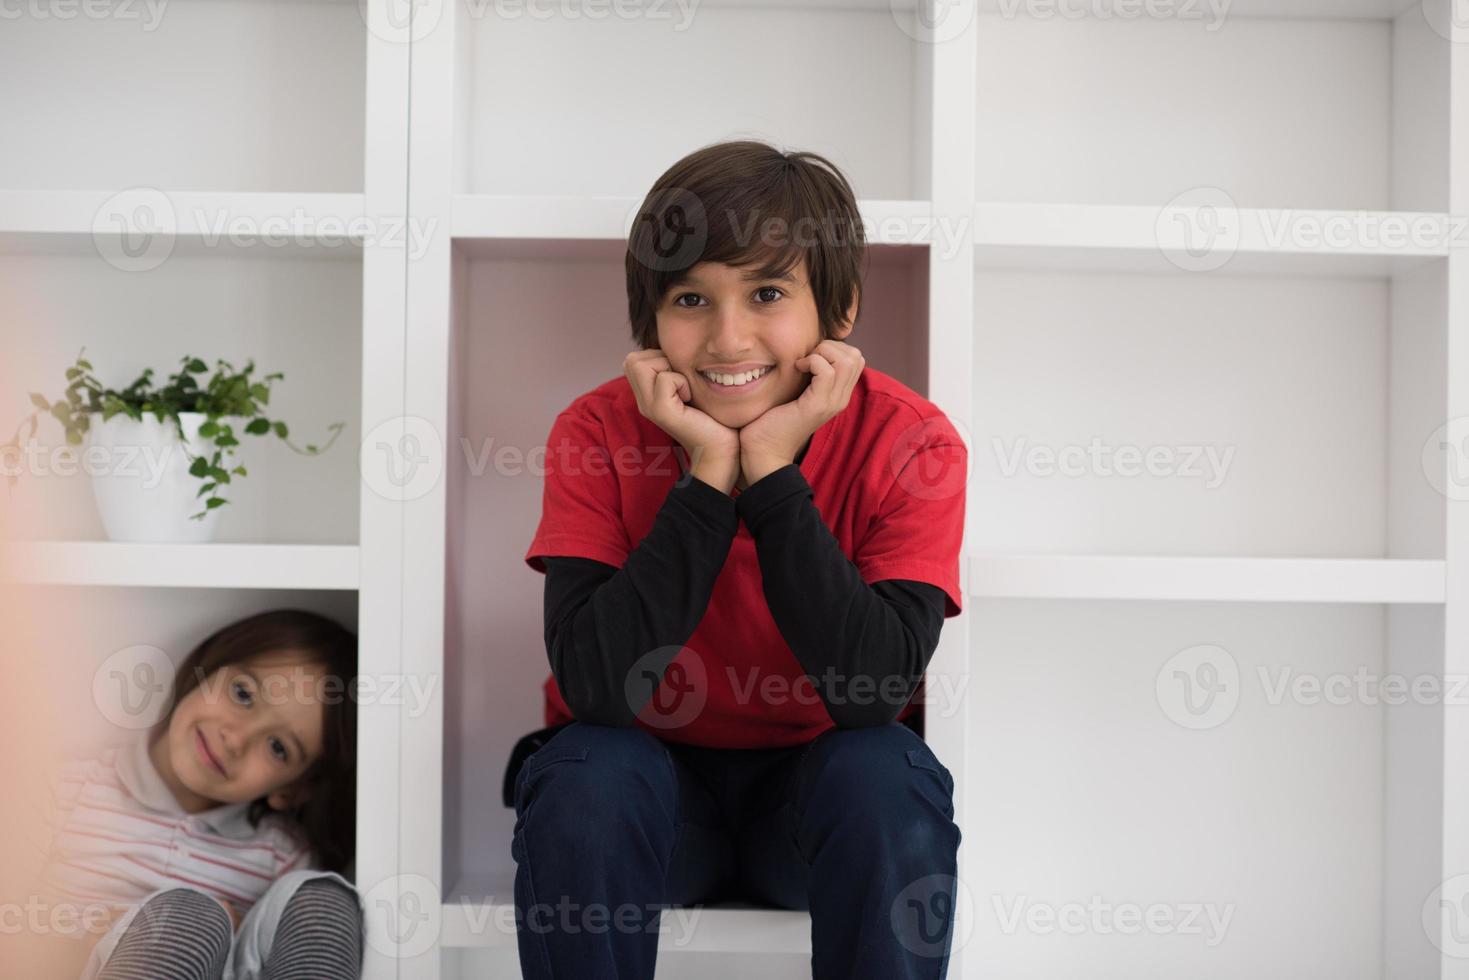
left=974, top=8, right=1448, bottom=213
left=453, top=2, right=928, bottom=200
left=0, top=0, right=365, bottom=193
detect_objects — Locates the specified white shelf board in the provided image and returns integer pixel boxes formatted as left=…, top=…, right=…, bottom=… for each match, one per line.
left=973, top=203, right=1451, bottom=278
left=0, top=541, right=360, bottom=589
left=442, top=873, right=812, bottom=953
left=0, top=190, right=367, bottom=260
left=451, top=194, right=934, bottom=247
left=976, top=0, right=1418, bottom=17
left=968, top=555, right=1446, bottom=604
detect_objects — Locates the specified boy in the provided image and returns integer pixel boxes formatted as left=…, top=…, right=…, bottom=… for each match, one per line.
left=516, top=139, right=967, bottom=979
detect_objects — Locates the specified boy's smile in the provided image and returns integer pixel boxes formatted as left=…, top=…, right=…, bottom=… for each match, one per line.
left=657, top=257, right=851, bottom=431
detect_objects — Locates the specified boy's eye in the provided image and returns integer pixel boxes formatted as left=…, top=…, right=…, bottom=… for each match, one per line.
left=672, top=293, right=705, bottom=308
left=754, top=286, right=783, bottom=303
left=270, top=737, right=289, bottom=763
left=231, top=680, right=253, bottom=707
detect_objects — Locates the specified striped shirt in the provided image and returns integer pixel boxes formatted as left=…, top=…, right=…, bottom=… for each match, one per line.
left=33, top=726, right=317, bottom=920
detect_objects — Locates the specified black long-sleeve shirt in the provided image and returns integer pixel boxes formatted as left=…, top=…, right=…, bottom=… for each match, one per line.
left=541, top=443, right=947, bottom=730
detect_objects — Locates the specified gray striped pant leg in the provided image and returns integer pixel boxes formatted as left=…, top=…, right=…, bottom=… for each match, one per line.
left=260, top=877, right=365, bottom=980
left=96, top=888, right=233, bottom=980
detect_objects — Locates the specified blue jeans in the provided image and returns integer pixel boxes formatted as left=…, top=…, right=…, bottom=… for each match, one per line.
left=510, top=720, right=961, bottom=979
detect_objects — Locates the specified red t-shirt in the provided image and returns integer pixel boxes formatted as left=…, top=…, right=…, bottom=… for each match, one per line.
left=524, top=364, right=967, bottom=748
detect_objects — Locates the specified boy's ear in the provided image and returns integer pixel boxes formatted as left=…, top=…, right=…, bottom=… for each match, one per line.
left=267, top=781, right=311, bottom=811
left=834, top=289, right=858, bottom=340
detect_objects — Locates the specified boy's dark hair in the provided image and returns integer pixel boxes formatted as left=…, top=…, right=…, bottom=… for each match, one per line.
left=625, top=139, right=866, bottom=350
left=159, top=608, right=358, bottom=874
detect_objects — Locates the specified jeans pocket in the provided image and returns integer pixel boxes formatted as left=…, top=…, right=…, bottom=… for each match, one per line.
left=515, top=745, right=590, bottom=821
left=905, top=747, right=956, bottom=797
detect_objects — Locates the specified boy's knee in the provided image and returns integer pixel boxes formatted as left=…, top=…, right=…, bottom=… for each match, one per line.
left=513, top=724, right=678, bottom=842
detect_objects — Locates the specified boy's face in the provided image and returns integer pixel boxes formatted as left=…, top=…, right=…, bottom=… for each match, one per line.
left=656, top=257, right=853, bottom=430
left=151, top=652, right=327, bottom=814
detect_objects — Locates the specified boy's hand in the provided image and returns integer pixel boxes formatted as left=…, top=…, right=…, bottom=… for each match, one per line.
left=739, top=340, right=864, bottom=485
left=625, top=349, right=741, bottom=491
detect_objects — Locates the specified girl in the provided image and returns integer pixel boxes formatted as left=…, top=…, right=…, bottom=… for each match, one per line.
left=28, top=608, right=365, bottom=980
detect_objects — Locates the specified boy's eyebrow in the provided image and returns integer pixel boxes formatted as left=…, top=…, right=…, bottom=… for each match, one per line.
left=672, top=269, right=798, bottom=289
left=740, top=269, right=797, bottom=284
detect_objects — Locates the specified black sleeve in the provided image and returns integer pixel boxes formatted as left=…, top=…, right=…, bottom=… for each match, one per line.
left=538, top=473, right=739, bottom=728
left=735, top=463, right=948, bottom=728
left=543, top=467, right=947, bottom=730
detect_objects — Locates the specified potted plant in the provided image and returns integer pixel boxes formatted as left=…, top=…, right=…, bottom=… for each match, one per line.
left=2, top=348, right=345, bottom=543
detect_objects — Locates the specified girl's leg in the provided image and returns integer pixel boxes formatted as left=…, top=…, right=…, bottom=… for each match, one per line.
left=96, top=888, right=233, bottom=980
left=259, top=877, right=364, bottom=980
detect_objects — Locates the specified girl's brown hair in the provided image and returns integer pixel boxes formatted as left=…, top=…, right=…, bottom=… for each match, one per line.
left=161, top=608, right=357, bottom=873
left=625, top=139, right=866, bottom=350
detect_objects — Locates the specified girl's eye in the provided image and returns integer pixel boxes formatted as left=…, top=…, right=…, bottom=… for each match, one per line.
left=755, top=286, right=783, bottom=303
left=673, top=293, right=705, bottom=308
left=231, top=681, right=253, bottom=707
left=270, top=737, right=289, bottom=763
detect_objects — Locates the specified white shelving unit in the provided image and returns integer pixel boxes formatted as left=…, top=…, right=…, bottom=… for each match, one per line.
left=5, top=0, right=1466, bottom=977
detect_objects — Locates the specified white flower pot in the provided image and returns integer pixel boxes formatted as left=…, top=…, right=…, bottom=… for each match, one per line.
left=85, top=410, right=224, bottom=543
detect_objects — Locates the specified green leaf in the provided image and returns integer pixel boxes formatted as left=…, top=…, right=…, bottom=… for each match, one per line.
left=198, top=421, right=219, bottom=438
left=65, top=430, right=83, bottom=446
left=245, top=418, right=270, bottom=435
left=273, top=421, right=288, bottom=439
left=232, top=465, right=247, bottom=477
left=76, top=359, right=93, bottom=371
left=29, top=393, right=48, bottom=411
left=65, top=368, right=81, bottom=381
left=186, top=358, right=207, bottom=373
left=188, top=457, right=210, bottom=478
left=249, top=384, right=270, bottom=404
left=205, top=497, right=226, bottom=509
left=196, top=481, right=216, bottom=498
left=209, top=467, right=231, bottom=484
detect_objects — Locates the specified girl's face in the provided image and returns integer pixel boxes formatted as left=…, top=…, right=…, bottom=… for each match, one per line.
left=151, top=652, right=328, bottom=814
left=656, top=257, right=854, bottom=431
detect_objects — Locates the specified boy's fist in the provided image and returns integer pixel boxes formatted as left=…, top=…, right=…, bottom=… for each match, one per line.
left=625, top=349, right=741, bottom=491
